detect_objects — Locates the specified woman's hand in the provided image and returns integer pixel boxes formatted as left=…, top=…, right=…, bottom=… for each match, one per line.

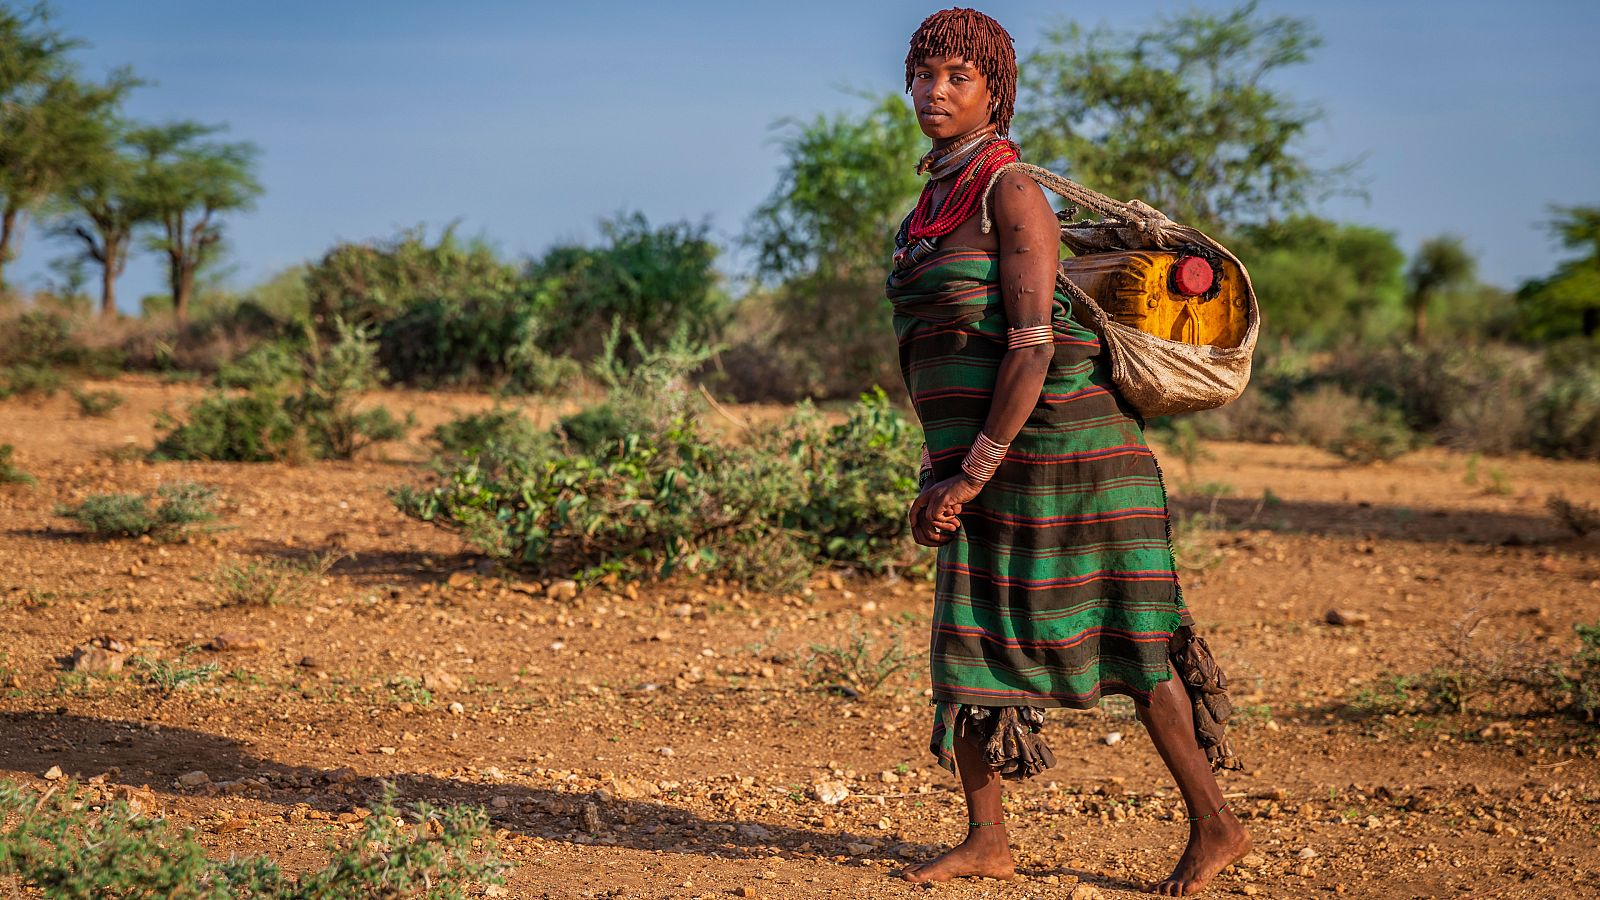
left=908, top=474, right=983, bottom=546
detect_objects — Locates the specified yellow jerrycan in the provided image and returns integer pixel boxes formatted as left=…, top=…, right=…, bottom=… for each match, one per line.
left=1058, top=250, right=1251, bottom=350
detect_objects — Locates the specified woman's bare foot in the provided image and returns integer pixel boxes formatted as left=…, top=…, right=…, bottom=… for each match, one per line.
left=1151, top=808, right=1251, bottom=896
left=899, top=826, right=1016, bottom=884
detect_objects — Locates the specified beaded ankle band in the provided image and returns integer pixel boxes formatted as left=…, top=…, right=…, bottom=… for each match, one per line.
left=968, top=819, right=1004, bottom=828
left=960, top=432, right=1009, bottom=484
left=1189, top=801, right=1229, bottom=822
left=1007, top=325, right=1053, bottom=350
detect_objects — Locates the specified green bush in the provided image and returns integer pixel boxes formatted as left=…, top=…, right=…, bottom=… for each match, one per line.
left=54, top=482, right=218, bottom=540
left=0, top=444, right=34, bottom=485
left=396, top=367, right=919, bottom=592
left=430, top=408, right=547, bottom=461
left=152, top=390, right=302, bottom=462
left=306, top=227, right=520, bottom=331
left=0, top=363, right=66, bottom=399
left=531, top=212, right=728, bottom=360
left=215, top=339, right=302, bottom=390
left=71, top=388, right=124, bottom=418
left=1284, top=384, right=1416, bottom=463
left=288, top=319, right=411, bottom=459
left=1529, top=353, right=1600, bottom=459
left=0, top=780, right=507, bottom=898
left=155, top=320, right=409, bottom=462
left=1554, top=622, right=1600, bottom=723
left=377, top=291, right=578, bottom=393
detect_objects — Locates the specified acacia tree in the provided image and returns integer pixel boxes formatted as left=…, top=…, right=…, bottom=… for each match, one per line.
left=134, top=122, right=260, bottom=322
left=0, top=6, right=126, bottom=294
left=1518, top=206, right=1600, bottom=341
left=55, top=120, right=151, bottom=316
left=1015, top=1, right=1347, bottom=229
left=1405, top=235, right=1476, bottom=344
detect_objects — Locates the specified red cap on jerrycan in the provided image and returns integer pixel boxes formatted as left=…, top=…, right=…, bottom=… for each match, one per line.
left=1171, top=256, right=1214, bottom=297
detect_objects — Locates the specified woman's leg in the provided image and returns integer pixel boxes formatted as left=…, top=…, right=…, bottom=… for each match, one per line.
left=899, top=729, right=1016, bottom=883
left=1136, top=669, right=1252, bottom=896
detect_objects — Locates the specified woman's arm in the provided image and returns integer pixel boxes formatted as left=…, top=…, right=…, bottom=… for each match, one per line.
left=973, top=168, right=1059, bottom=461
left=913, top=169, right=1060, bottom=534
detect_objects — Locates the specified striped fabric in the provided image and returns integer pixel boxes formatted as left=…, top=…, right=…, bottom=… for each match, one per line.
left=886, top=249, right=1193, bottom=775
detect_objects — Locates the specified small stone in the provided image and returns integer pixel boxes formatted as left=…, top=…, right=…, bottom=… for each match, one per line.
left=581, top=802, right=602, bottom=834
left=323, top=767, right=357, bottom=784
left=656, top=746, right=674, bottom=757
left=297, top=655, right=320, bottom=668
left=206, top=631, right=265, bottom=652
left=735, top=888, right=758, bottom=898
left=177, top=770, right=210, bottom=787
left=42, top=765, right=63, bottom=781
left=846, top=842, right=874, bottom=856
left=1325, top=609, right=1370, bottom=627
left=737, top=823, right=773, bottom=841
left=66, top=645, right=124, bottom=674
left=448, top=701, right=465, bottom=715
left=1241, top=886, right=1261, bottom=896
left=813, top=780, right=850, bottom=805
left=546, top=579, right=578, bottom=601
left=490, top=795, right=510, bottom=809
left=879, top=770, right=900, bottom=784
left=1242, top=853, right=1266, bottom=867
left=1297, top=846, right=1318, bottom=859
left=1070, top=885, right=1102, bottom=900
left=421, top=670, right=460, bottom=693
left=1103, top=731, right=1123, bottom=746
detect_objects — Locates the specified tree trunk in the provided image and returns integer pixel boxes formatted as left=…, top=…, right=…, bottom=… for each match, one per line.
left=1411, top=298, right=1427, bottom=344
left=173, top=256, right=196, bottom=324
left=0, top=205, right=17, bottom=298
left=99, top=236, right=121, bottom=317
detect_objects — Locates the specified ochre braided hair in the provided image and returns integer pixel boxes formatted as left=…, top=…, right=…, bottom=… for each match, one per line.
left=904, top=8, right=1017, bottom=136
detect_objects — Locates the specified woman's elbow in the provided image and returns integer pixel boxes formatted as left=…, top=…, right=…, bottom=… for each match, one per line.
left=1009, top=343, right=1055, bottom=371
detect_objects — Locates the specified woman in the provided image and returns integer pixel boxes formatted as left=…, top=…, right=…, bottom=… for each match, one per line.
left=888, top=9, right=1251, bottom=896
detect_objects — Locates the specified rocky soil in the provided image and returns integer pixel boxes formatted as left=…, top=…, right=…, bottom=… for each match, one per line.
left=2, top=376, right=1597, bottom=899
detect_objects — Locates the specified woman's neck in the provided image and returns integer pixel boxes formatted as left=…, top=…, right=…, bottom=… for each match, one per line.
left=919, top=123, right=999, bottom=180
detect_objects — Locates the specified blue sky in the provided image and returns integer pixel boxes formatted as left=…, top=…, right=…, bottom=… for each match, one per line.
left=9, top=1, right=1600, bottom=310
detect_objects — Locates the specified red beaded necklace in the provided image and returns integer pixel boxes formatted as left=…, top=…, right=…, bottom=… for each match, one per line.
left=907, top=138, right=1020, bottom=241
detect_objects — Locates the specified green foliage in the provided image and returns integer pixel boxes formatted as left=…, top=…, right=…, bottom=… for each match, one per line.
left=0, top=443, right=33, bottom=485
left=1232, top=216, right=1406, bottom=345
left=53, top=481, right=218, bottom=539
left=804, top=622, right=916, bottom=695
left=130, top=649, right=218, bottom=695
left=376, top=288, right=578, bottom=393
left=430, top=407, right=546, bottom=461
left=287, top=318, right=410, bottom=459
left=1406, top=234, right=1477, bottom=343
left=0, top=362, right=64, bottom=398
left=213, top=552, right=339, bottom=607
left=306, top=226, right=519, bottom=330
left=132, top=121, right=262, bottom=322
left=1517, top=205, right=1600, bottom=342
left=152, top=388, right=301, bottom=462
left=155, top=320, right=408, bottom=462
left=397, top=343, right=919, bottom=591
left=0, top=779, right=507, bottom=898
left=215, top=339, right=300, bottom=390
left=530, top=212, right=726, bottom=365
left=1528, top=346, right=1600, bottom=459
left=0, top=310, right=120, bottom=378
left=1554, top=623, right=1600, bottom=723
left=1017, top=2, right=1342, bottom=228
left=70, top=386, right=122, bottom=417
left=0, top=6, right=133, bottom=295
left=739, top=94, right=923, bottom=399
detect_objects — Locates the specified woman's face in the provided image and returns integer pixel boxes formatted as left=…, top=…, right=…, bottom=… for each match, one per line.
left=910, top=54, right=993, bottom=140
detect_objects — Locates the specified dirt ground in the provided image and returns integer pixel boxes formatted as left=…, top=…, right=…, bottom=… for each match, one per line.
left=2, top=375, right=1598, bottom=899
